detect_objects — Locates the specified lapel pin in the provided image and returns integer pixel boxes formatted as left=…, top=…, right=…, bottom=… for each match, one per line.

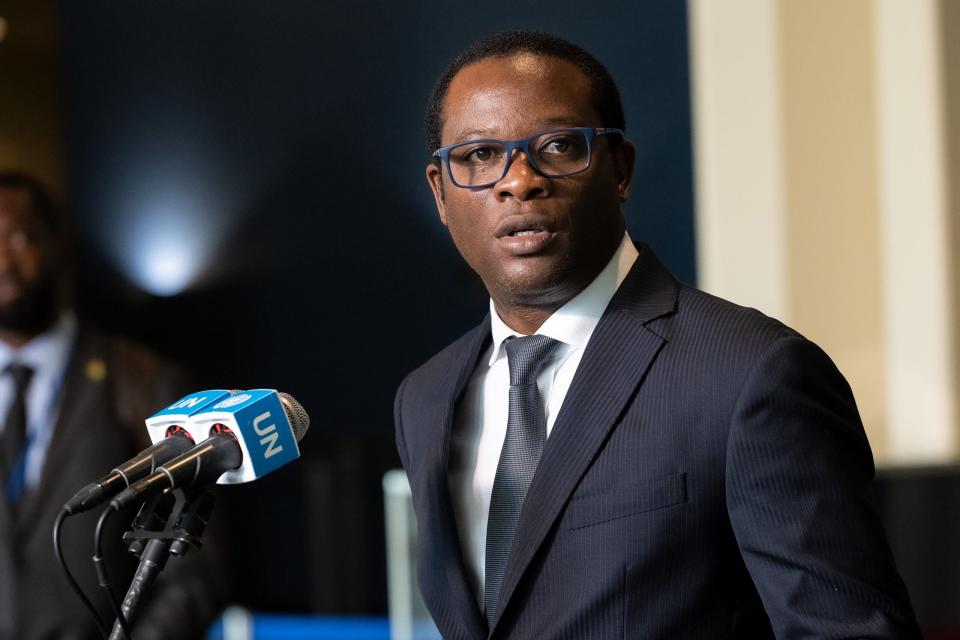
left=85, top=357, right=107, bottom=382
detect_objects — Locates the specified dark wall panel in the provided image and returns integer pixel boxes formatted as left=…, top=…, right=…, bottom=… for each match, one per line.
left=58, top=0, right=693, bottom=613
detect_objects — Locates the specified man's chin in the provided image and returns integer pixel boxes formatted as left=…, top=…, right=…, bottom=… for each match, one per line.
left=493, top=270, right=580, bottom=310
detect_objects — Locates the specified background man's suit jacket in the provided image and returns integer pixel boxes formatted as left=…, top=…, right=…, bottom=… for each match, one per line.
left=395, top=244, right=921, bottom=639
left=0, top=328, right=223, bottom=640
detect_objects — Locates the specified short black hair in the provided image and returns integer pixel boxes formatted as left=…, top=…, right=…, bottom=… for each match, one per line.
left=0, top=170, right=63, bottom=237
left=425, top=30, right=626, bottom=158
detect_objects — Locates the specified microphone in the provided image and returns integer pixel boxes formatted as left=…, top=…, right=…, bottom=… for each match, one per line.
left=62, top=390, right=236, bottom=515
left=110, top=390, right=309, bottom=510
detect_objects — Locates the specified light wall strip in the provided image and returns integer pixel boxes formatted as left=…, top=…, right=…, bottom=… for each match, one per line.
left=688, top=0, right=789, bottom=321
left=874, top=0, right=957, bottom=461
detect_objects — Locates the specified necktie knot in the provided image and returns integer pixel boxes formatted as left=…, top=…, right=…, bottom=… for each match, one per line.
left=504, top=334, right=562, bottom=386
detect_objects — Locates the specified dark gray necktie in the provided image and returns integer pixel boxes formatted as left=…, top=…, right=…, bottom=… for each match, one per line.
left=484, top=334, right=561, bottom=626
left=2, top=363, right=34, bottom=502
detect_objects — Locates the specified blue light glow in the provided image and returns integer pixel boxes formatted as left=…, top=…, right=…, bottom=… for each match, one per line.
left=132, top=224, right=206, bottom=296
left=92, top=129, right=242, bottom=297
left=114, top=190, right=229, bottom=296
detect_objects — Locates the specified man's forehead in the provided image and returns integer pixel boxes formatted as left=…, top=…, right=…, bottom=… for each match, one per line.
left=441, top=53, right=595, bottom=141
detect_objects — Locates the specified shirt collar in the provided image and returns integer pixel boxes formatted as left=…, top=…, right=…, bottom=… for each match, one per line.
left=0, top=313, right=77, bottom=378
left=487, top=232, right=639, bottom=366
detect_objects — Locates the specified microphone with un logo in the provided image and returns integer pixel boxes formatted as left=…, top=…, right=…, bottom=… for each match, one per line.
left=110, top=389, right=309, bottom=509
left=62, top=390, right=237, bottom=515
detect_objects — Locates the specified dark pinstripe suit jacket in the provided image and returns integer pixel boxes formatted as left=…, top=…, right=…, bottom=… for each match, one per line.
left=395, top=244, right=921, bottom=639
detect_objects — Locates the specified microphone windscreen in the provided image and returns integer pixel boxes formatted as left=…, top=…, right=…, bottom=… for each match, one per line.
left=279, top=392, right=310, bottom=441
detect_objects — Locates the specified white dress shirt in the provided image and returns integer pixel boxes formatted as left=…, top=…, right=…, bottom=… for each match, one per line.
left=0, top=313, right=76, bottom=489
left=448, top=233, right=639, bottom=607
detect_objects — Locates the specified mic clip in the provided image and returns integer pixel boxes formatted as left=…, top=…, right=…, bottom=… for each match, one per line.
left=121, top=486, right=217, bottom=558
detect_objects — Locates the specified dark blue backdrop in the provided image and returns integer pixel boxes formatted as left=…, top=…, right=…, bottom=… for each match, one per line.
left=58, top=0, right=694, bottom=613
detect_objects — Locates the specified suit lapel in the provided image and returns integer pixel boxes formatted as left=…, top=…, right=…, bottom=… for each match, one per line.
left=15, top=330, right=103, bottom=534
left=490, top=245, right=679, bottom=632
left=419, top=317, right=491, bottom=640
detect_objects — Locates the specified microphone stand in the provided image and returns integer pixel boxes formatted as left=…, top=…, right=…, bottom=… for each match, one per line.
left=108, top=487, right=217, bottom=640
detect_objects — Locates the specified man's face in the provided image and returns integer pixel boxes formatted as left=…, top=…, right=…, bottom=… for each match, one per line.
left=0, top=187, right=61, bottom=335
left=426, top=53, right=634, bottom=311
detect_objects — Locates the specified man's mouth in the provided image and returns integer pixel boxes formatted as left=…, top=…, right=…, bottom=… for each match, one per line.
left=0, top=280, right=22, bottom=305
left=495, top=215, right=552, bottom=238
left=496, top=216, right=556, bottom=254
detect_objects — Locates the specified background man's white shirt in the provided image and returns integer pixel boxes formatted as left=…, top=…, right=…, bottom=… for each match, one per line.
left=0, top=313, right=76, bottom=489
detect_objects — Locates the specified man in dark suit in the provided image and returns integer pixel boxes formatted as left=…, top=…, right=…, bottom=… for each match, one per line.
left=394, top=32, right=921, bottom=639
left=0, top=171, right=222, bottom=639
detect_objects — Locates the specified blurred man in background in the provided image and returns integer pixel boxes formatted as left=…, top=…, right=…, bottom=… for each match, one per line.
left=0, top=171, right=222, bottom=640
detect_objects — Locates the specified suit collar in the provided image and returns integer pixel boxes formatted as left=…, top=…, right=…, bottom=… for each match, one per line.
left=488, top=243, right=679, bottom=632
left=615, top=241, right=681, bottom=325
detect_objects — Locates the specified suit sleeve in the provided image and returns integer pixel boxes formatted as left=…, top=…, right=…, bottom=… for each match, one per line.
left=725, top=335, right=921, bottom=639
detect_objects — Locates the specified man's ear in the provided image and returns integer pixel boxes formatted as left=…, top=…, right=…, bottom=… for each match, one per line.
left=613, top=139, right=636, bottom=203
left=426, top=163, right=448, bottom=225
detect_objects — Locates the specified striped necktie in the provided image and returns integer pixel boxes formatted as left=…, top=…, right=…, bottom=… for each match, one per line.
left=484, top=334, right=561, bottom=626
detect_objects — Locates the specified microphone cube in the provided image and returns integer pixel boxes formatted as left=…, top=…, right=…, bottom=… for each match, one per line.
left=188, top=389, right=301, bottom=485
left=144, top=390, right=236, bottom=445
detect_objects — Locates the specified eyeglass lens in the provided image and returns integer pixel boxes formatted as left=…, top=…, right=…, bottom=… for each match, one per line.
left=448, top=130, right=591, bottom=187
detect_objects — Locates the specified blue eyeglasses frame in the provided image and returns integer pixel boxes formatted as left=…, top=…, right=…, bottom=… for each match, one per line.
left=432, top=126, right=625, bottom=190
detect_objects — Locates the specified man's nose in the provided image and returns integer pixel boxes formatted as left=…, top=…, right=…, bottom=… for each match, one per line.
left=494, top=151, right=551, bottom=202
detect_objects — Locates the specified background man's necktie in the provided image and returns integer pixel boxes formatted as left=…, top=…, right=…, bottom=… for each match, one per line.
left=484, top=334, right=561, bottom=626
left=2, top=363, right=34, bottom=505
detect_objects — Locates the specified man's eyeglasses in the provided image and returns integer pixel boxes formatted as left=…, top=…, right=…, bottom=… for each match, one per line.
left=432, top=127, right=624, bottom=190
